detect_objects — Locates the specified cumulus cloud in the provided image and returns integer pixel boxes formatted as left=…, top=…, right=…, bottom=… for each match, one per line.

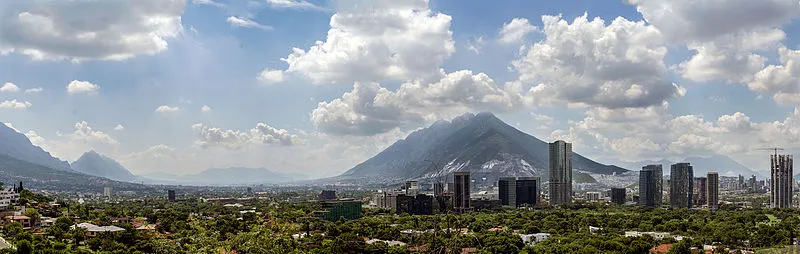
left=201, top=105, right=212, bottom=112
left=257, top=69, right=285, bottom=83
left=66, top=80, right=99, bottom=94
left=0, top=0, right=185, bottom=61
left=70, top=121, right=118, bottom=145
left=281, top=0, right=455, bottom=84
left=0, top=82, right=19, bottom=93
left=312, top=70, right=521, bottom=135
left=513, top=14, right=684, bottom=109
left=498, top=18, right=538, bottom=44
left=155, top=105, right=180, bottom=113
left=630, top=0, right=799, bottom=83
left=23, top=87, right=42, bottom=93
left=266, top=0, right=324, bottom=10
left=0, top=99, right=31, bottom=109
left=113, top=124, right=125, bottom=131
left=226, top=16, right=273, bottom=30
left=193, top=0, right=225, bottom=8
left=750, top=46, right=800, bottom=104
left=465, top=36, right=484, bottom=54
left=191, top=122, right=302, bottom=149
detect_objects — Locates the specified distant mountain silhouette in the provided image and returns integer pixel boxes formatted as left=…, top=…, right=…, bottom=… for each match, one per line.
left=0, top=153, right=149, bottom=192
left=0, top=123, right=71, bottom=171
left=340, top=112, right=627, bottom=184
left=616, top=155, right=763, bottom=178
left=71, top=151, right=138, bottom=182
left=143, top=167, right=306, bottom=185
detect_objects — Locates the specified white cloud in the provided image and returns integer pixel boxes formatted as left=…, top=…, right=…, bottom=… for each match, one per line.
left=498, top=18, right=538, bottom=44
left=66, top=80, right=99, bottom=94
left=193, top=0, right=225, bottom=8
left=513, top=14, right=683, bottom=109
left=465, top=36, right=484, bottom=54
left=0, top=0, right=185, bottom=61
left=0, top=82, right=19, bottom=93
left=0, top=99, right=32, bottom=109
left=191, top=122, right=303, bottom=149
left=201, top=105, right=212, bottom=112
left=630, top=0, right=800, bottom=83
left=226, top=16, right=273, bottom=30
left=23, top=87, right=42, bottom=93
left=113, top=124, right=125, bottom=131
left=312, top=70, right=521, bottom=135
left=281, top=0, right=455, bottom=84
left=265, top=0, right=324, bottom=10
left=155, top=105, right=180, bottom=113
left=750, top=46, right=800, bottom=104
left=71, top=121, right=118, bottom=146
left=257, top=69, right=285, bottom=83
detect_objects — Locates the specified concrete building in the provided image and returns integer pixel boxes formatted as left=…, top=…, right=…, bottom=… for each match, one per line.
left=771, top=154, right=793, bottom=208
left=520, top=233, right=551, bottom=246
left=670, top=163, right=694, bottom=208
left=103, top=187, right=112, bottom=198
left=693, top=177, right=707, bottom=206
left=314, top=199, right=363, bottom=221
left=707, top=172, right=719, bottom=209
left=433, top=182, right=445, bottom=197
left=499, top=177, right=540, bottom=207
left=585, top=192, right=601, bottom=201
left=549, top=140, right=572, bottom=205
left=453, top=172, right=471, bottom=213
left=405, top=181, right=420, bottom=196
left=639, top=164, right=663, bottom=207
left=391, top=194, right=433, bottom=215
left=318, top=190, right=336, bottom=201
left=167, top=190, right=176, bottom=202
left=610, top=188, right=626, bottom=205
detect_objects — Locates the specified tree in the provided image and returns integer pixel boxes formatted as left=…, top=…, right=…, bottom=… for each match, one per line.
left=23, top=209, right=40, bottom=227
left=15, top=240, right=32, bottom=254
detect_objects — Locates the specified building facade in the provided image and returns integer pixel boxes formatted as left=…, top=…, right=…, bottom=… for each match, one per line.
left=670, top=163, right=694, bottom=208
left=707, top=172, right=719, bottom=209
left=771, top=154, right=793, bottom=208
left=549, top=140, right=573, bottom=206
left=498, top=177, right=517, bottom=207
left=453, top=172, right=471, bottom=213
left=693, top=177, right=707, bottom=206
left=639, top=164, right=663, bottom=207
left=611, top=188, right=626, bottom=205
left=167, top=190, right=176, bottom=202
left=500, top=177, right=540, bottom=207
left=318, top=190, right=336, bottom=201
left=314, top=199, right=363, bottom=221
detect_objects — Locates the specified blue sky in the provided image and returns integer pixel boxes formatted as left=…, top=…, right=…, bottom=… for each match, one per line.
left=1, top=0, right=799, bottom=176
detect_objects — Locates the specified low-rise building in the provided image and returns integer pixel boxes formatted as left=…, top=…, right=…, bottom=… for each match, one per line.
left=313, top=199, right=362, bottom=221
left=520, top=233, right=550, bottom=246
left=5, top=215, right=30, bottom=228
left=72, top=223, right=125, bottom=238
left=625, top=231, right=684, bottom=241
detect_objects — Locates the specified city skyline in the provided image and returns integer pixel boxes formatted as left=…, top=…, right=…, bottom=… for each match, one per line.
left=1, top=0, right=800, bottom=177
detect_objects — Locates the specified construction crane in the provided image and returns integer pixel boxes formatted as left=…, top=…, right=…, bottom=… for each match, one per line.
left=756, top=147, right=784, bottom=156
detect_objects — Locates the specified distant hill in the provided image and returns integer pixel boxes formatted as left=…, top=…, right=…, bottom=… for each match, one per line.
left=71, top=151, right=138, bottom=182
left=0, top=153, right=149, bottom=192
left=143, top=167, right=306, bottom=186
left=616, top=155, right=763, bottom=178
left=338, top=112, right=627, bottom=185
left=0, top=123, right=71, bottom=171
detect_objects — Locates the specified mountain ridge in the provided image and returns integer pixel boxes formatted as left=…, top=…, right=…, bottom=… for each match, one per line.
left=0, top=123, right=71, bottom=171
left=340, top=112, right=627, bottom=185
left=71, top=151, right=139, bottom=182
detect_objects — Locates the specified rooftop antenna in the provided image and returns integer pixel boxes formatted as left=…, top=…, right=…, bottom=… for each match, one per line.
left=756, top=147, right=785, bottom=156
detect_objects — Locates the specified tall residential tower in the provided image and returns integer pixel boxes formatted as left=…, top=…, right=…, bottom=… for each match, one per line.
left=771, top=154, right=793, bottom=208
left=549, top=140, right=572, bottom=205
left=670, top=163, right=694, bottom=208
left=707, top=172, right=719, bottom=210
left=639, top=164, right=663, bottom=207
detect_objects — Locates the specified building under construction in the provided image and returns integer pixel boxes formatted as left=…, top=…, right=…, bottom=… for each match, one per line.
left=771, top=154, right=793, bottom=208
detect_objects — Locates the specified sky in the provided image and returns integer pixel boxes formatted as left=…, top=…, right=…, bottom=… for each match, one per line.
left=1, top=0, right=800, bottom=177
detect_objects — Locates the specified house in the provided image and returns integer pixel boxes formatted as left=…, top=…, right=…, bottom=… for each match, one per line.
left=5, top=215, right=31, bottom=228
left=520, top=233, right=550, bottom=246
left=650, top=244, right=672, bottom=254
left=72, top=223, right=125, bottom=238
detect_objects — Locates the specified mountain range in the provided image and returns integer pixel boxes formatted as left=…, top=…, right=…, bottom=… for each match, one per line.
left=0, top=124, right=71, bottom=171
left=71, top=151, right=139, bottom=182
left=142, top=167, right=306, bottom=186
left=340, top=112, right=628, bottom=185
left=613, top=155, right=764, bottom=178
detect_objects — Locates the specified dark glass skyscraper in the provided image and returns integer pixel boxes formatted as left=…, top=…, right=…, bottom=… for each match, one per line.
left=500, top=177, right=540, bottom=207
left=670, top=163, right=694, bottom=208
left=453, top=172, right=470, bottom=213
left=707, top=172, right=719, bottom=209
left=639, top=164, right=662, bottom=207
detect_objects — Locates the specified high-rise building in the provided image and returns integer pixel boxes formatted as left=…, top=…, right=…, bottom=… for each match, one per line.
left=771, top=154, right=793, bottom=208
left=549, top=140, right=572, bottom=205
left=639, top=164, right=663, bottom=207
left=103, top=187, right=112, bottom=198
left=498, top=177, right=517, bottom=207
left=433, top=182, right=445, bottom=197
left=453, top=172, right=471, bottom=213
left=693, top=177, right=707, bottom=206
left=499, top=177, right=540, bottom=207
left=405, top=181, right=420, bottom=196
left=516, top=177, right=540, bottom=207
left=670, top=163, right=694, bottom=208
left=611, top=188, right=626, bottom=205
left=167, top=190, right=176, bottom=202
left=318, top=190, right=336, bottom=201
left=707, top=172, right=719, bottom=210
left=738, top=174, right=745, bottom=189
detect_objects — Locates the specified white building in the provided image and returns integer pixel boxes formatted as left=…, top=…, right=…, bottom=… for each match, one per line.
left=624, top=231, right=684, bottom=241
left=520, top=233, right=550, bottom=246
left=0, top=189, right=20, bottom=211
